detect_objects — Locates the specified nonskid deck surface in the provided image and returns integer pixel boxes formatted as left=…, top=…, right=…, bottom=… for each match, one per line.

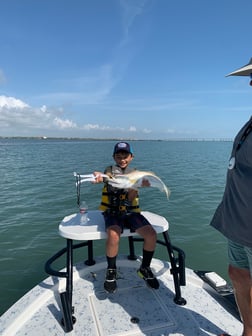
left=0, top=256, right=242, bottom=336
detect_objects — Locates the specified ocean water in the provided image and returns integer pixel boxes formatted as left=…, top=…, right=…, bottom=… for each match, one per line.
left=0, top=138, right=232, bottom=316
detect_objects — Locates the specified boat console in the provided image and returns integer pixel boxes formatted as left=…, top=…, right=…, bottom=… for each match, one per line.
left=45, top=210, right=186, bottom=332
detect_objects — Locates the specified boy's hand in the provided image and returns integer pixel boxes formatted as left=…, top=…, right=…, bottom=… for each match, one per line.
left=141, top=178, right=150, bottom=187
left=93, top=172, right=104, bottom=183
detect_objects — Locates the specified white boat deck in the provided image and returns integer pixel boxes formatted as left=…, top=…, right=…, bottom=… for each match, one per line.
left=0, top=255, right=242, bottom=336
left=0, top=210, right=243, bottom=335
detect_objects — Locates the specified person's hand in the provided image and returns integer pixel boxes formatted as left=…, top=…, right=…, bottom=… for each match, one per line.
left=93, top=172, right=104, bottom=183
left=141, top=178, right=150, bottom=187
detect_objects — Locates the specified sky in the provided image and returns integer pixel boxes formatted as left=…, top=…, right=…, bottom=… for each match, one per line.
left=1, top=0, right=252, bottom=140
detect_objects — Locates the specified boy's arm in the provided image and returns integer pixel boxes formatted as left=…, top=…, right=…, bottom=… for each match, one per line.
left=127, top=188, right=138, bottom=201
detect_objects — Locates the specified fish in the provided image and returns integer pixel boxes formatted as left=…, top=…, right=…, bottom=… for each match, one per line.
left=73, top=171, right=170, bottom=199
left=106, top=170, right=170, bottom=199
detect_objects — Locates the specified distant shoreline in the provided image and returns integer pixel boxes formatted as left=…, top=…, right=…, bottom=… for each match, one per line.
left=0, top=136, right=233, bottom=142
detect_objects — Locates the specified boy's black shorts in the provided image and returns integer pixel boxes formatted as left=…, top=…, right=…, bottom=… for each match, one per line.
left=103, top=212, right=151, bottom=233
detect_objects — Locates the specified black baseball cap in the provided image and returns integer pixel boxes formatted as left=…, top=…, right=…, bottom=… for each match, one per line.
left=113, top=142, right=133, bottom=155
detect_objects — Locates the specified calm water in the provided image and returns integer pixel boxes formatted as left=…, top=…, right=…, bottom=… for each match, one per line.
left=0, top=139, right=232, bottom=316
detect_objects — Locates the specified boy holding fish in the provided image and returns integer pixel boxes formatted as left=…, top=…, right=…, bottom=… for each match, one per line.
left=93, top=142, right=160, bottom=293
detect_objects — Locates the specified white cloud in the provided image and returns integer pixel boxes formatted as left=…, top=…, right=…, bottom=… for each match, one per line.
left=0, top=95, right=155, bottom=138
left=82, top=124, right=111, bottom=131
left=0, top=95, right=76, bottom=132
left=165, top=128, right=175, bottom=134
left=0, top=95, right=29, bottom=109
left=129, top=126, right=137, bottom=132
left=53, top=117, right=77, bottom=129
left=143, top=128, right=152, bottom=134
left=81, top=123, right=135, bottom=133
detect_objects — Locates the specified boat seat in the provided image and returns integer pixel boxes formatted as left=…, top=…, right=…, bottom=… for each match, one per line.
left=59, top=210, right=169, bottom=240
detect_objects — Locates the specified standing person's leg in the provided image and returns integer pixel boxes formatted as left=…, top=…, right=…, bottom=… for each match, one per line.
left=229, top=265, right=252, bottom=336
left=227, top=240, right=252, bottom=336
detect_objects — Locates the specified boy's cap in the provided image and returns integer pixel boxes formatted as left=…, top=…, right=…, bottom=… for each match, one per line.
left=113, top=142, right=133, bottom=155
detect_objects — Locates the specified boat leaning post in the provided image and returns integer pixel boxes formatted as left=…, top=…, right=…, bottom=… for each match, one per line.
left=45, top=209, right=187, bottom=332
left=44, top=173, right=187, bottom=332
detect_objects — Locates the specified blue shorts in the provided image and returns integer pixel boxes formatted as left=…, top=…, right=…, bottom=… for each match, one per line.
left=228, top=239, right=252, bottom=273
left=103, top=212, right=151, bottom=233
